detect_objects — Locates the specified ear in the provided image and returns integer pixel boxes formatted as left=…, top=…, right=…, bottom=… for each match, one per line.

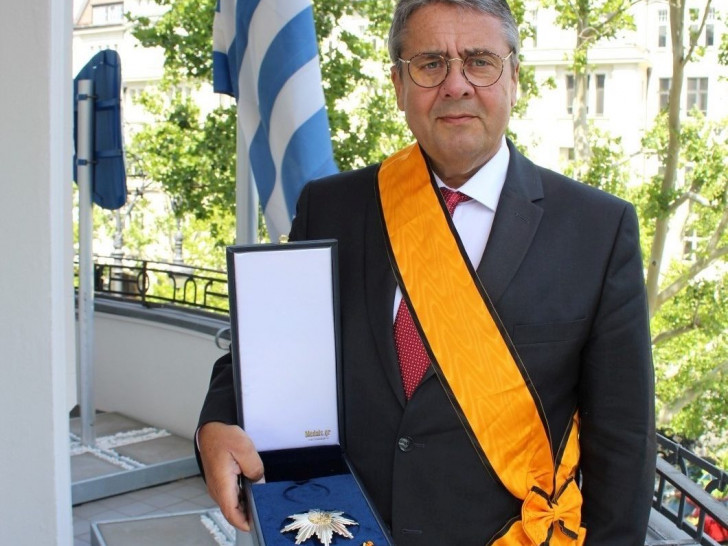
left=510, top=63, right=520, bottom=107
left=391, top=65, right=405, bottom=111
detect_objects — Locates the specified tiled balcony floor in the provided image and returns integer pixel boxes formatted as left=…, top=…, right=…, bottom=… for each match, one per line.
left=72, top=476, right=217, bottom=546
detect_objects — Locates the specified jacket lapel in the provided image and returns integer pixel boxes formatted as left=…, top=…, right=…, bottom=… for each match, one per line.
left=476, top=142, right=544, bottom=304
left=369, top=142, right=544, bottom=403
left=418, top=143, right=544, bottom=390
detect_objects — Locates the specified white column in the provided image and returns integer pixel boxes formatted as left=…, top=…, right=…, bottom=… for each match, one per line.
left=0, top=0, right=74, bottom=543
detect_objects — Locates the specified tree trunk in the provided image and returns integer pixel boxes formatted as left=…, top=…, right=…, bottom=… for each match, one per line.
left=572, top=14, right=591, bottom=180
left=573, top=72, right=590, bottom=179
left=645, top=0, right=686, bottom=318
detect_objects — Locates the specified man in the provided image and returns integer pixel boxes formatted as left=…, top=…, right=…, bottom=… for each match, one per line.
left=197, top=0, right=656, bottom=544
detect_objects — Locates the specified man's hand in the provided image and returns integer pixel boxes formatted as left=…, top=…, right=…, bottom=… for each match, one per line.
left=198, top=422, right=265, bottom=531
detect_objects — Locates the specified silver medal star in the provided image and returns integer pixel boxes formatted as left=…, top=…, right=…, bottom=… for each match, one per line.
left=281, top=509, right=358, bottom=546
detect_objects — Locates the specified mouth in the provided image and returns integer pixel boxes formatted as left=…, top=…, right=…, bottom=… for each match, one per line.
left=438, top=114, right=477, bottom=124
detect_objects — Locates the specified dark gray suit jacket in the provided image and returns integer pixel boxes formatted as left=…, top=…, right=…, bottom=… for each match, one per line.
left=199, top=141, right=656, bottom=545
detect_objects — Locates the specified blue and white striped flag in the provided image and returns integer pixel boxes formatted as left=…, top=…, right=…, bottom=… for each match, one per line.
left=213, top=0, right=338, bottom=241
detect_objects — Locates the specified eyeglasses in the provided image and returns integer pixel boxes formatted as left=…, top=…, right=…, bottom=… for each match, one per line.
left=398, top=50, right=514, bottom=88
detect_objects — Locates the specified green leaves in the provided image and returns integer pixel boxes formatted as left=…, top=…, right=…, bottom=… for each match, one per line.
left=562, top=126, right=630, bottom=197
left=542, top=0, right=728, bottom=454
left=129, top=0, right=216, bottom=84
left=642, top=106, right=728, bottom=451
left=541, top=0, right=635, bottom=72
left=314, top=1, right=410, bottom=170
left=126, top=90, right=236, bottom=239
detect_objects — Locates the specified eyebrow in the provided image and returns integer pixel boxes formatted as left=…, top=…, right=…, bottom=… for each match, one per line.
left=413, top=49, right=447, bottom=57
left=463, top=47, right=498, bottom=56
left=413, top=47, right=499, bottom=58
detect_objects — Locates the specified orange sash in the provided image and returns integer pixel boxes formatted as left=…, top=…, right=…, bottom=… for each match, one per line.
left=377, top=144, right=586, bottom=545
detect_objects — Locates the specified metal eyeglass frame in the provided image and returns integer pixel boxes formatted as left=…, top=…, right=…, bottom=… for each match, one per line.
left=397, top=49, right=514, bottom=88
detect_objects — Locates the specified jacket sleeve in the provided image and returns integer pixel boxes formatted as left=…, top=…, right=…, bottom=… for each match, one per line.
left=197, top=351, right=238, bottom=429
left=194, top=351, right=238, bottom=478
left=578, top=203, right=656, bottom=544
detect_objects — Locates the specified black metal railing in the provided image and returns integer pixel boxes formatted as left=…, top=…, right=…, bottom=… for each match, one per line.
left=654, top=434, right=728, bottom=545
left=76, top=255, right=230, bottom=314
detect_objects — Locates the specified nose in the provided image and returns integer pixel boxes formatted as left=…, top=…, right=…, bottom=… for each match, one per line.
left=440, top=58, right=472, bottom=97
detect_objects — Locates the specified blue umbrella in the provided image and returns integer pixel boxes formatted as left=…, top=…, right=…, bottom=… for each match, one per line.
left=73, top=49, right=126, bottom=209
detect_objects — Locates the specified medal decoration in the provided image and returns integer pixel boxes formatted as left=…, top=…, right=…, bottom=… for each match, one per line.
left=281, top=509, right=358, bottom=545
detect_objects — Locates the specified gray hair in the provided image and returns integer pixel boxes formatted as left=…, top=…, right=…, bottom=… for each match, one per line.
left=388, top=0, right=520, bottom=70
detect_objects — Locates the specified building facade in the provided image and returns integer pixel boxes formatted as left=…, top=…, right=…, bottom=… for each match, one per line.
left=511, top=0, right=727, bottom=177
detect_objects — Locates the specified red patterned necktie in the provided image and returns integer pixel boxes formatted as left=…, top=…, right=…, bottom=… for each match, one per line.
left=394, top=187, right=472, bottom=399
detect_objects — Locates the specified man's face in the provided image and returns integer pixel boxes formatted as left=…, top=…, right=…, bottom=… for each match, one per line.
left=391, top=3, right=519, bottom=187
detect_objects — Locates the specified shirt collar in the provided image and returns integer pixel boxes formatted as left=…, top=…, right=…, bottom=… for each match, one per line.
left=434, top=136, right=509, bottom=212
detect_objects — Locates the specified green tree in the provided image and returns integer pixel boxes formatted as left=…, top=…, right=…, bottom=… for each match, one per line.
left=126, top=90, right=237, bottom=252
left=541, top=0, right=638, bottom=178
left=639, top=112, right=728, bottom=447
left=128, top=0, right=410, bottom=253
left=131, top=0, right=215, bottom=84
left=644, top=0, right=715, bottom=315
left=313, top=0, right=408, bottom=168
left=564, top=126, right=632, bottom=198
left=637, top=0, right=728, bottom=450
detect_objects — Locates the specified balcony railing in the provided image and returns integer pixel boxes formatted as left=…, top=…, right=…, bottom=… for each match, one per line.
left=654, top=435, right=728, bottom=545
left=76, top=255, right=230, bottom=314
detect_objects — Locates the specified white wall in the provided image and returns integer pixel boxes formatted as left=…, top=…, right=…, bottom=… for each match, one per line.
left=0, top=0, right=75, bottom=544
left=93, top=312, right=228, bottom=439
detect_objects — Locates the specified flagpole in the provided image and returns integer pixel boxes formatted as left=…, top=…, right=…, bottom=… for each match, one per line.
left=76, top=78, right=96, bottom=446
left=235, top=119, right=259, bottom=245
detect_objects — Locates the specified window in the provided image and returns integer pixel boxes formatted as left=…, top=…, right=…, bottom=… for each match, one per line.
left=92, top=3, right=124, bottom=25
left=659, top=78, right=671, bottom=110
left=167, top=86, right=193, bottom=101
left=686, top=77, right=708, bottom=114
left=91, top=43, right=118, bottom=53
left=705, top=24, right=714, bottom=47
left=706, top=8, right=715, bottom=47
left=125, top=87, right=144, bottom=105
left=682, top=228, right=702, bottom=261
left=595, top=74, right=605, bottom=115
left=658, top=9, right=668, bottom=48
left=566, top=74, right=605, bottom=115
left=682, top=203, right=701, bottom=261
left=566, top=75, right=575, bottom=114
left=528, top=8, right=538, bottom=47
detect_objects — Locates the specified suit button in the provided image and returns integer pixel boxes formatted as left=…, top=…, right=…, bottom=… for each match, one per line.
left=398, top=436, right=413, bottom=452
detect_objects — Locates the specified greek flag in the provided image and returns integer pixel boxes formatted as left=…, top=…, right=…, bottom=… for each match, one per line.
left=213, top=0, right=338, bottom=241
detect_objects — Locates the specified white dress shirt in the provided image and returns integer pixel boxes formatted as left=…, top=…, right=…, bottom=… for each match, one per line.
left=393, top=137, right=510, bottom=319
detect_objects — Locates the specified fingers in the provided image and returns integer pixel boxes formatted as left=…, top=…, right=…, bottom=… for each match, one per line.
left=198, top=422, right=265, bottom=531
